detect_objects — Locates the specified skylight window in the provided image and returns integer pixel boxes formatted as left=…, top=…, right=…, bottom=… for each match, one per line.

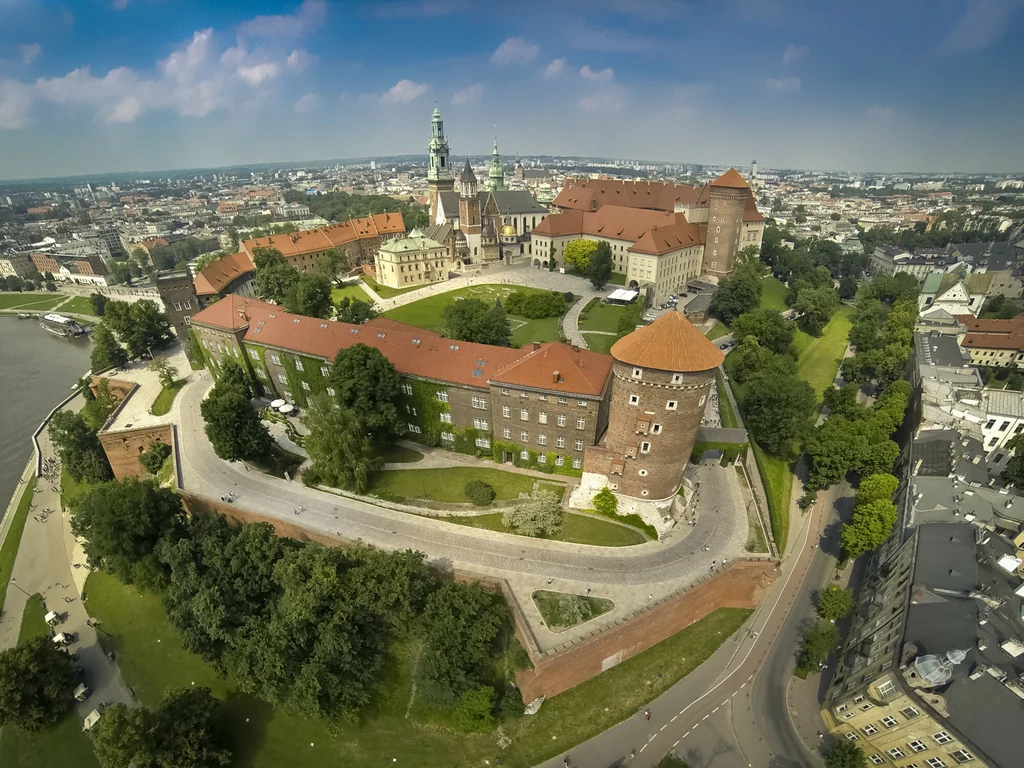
left=476, top=359, right=486, bottom=366
left=472, top=369, right=483, bottom=377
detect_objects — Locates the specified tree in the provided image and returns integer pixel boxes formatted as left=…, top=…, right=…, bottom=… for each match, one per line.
left=0, top=636, right=78, bottom=732
left=92, top=687, right=231, bottom=768
left=816, top=585, right=854, bottom=621
left=1002, top=433, right=1024, bottom=488
left=453, top=686, right=496, bottom=732
left=149, top=357, right=179, bottom=390
left=464, top=480, right=495, bottom=506
left=6, top=275, right=23, bottom=292
left=822, top=384, right=863, bottom=420
left=201, top=385, right=273, bottom=463
left=335, top=296, right=379, bottom=324
left=23, top=280, right=36, bottom=291
left=838, top=275, right=858, bottom=300
left=840, top=499, right=898, bottom=559
left=593, top=487, right=618, bottom=516
left=253, top=247, right=300, bottom=304
left=585, top=242, right=613, bottom=289
left=91, top=322, right=128, bottom=371
left=563, top=239, right=598, bottom=272
left=442, top=298, right=512, bottom=346
left=709, top=267, right=762, bottom=324
left=283, top=273, right=333, bottom=318
left=71, top=478, right=185, bottom=589
left=317, top=247, right=348, bottom=278
left=103, top=299, right=174, bottom=358
left=47, top=410, right=113, bottom=483
left=798, top=619, right=838, bottom=670
left=194, top=251, right=225, bottom=273
left=731, top=337, right=774, bottom=383
left=856, top=473, right=898, bottom=506
left=329, top=344, right=402, bottom=441
left=732, top=309, right=795, bottom=355
left=805, top=417, right=863, bottom=491
left=502, top=491, right=564, bottom=537
left=793, top=284, right=838, bottom=334
left=301, top=396, right=378, bottom=492
left=824, top=741, right=867, bottom=768
left=503, top=291, right=567, bottom=319
left=130, top=246, right=151, bottom=268
left=139, top=439, right=172, bottom=475
left=743, top=372, right=815, bottom=454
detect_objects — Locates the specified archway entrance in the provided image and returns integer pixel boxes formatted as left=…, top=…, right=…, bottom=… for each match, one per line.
left=533, top=259, right=542, bottom=267
left=542, top=260, right=549, bottom=269
left=628, top=280, right=639, bottom=290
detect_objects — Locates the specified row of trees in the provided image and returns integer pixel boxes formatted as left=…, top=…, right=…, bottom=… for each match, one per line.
left=0, top=274, right=55, bottom=292
left=840, top=473, right=900, bottom=560
left=503, top=290, right=571, bottom=319
left=251, top=247, right=338, bottom=318
left=562, top=239, right=615, bottom=289
left=89, top=298, right=175, bottom=370
left=443, top=299, right=513, bottom=347
left=283, top=189, right=430, bottom=230
left=67, top=478, right=516, bottom=726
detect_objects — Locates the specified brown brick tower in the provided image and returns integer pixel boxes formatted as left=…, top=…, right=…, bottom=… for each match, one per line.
left=702, top=168, right=749, bottom=280
left=584, top=312, right=724, bottom=501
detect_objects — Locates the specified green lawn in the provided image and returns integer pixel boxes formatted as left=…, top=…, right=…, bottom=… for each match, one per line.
left=705, top=321, right=729, bottom=340
left=532, top=590, right=614, bottom=632
left=582, top=333, right=616, bottom=354
left=579, top=301, right=636, bottom=333
left=83, top=569, right=748, bottom=768
left=55, top=296, right=98, bottom=316
left=370, top=466, right=541, bottom=502
left=716, top=370, right=739, bottom=429
left=330, top=283, right=372, bottom=304
left=760, top=276, right=788, bottom=312
left=0, top=590, right=99, bottom=768
left=794, top=305, right=854, bottom=404
left=385, top=283, right=570, bottom=347
left=377, top=443, right=425, bottom=463
left=447, top=511, right=647, bottom=547
left=150, top=379, right=185, bottom=416
left=0, top=477, right=36, bottom=613
left=0, top=292, right=65, bottom=311
left=362, top=275, right=429, bottom=300
left=658, top=755, right=690, bottom=768
left=60, top=467, right=91, bottom=506
left=156, top=453, right=175, bottom=485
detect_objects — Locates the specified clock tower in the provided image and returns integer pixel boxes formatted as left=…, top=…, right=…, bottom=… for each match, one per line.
left=427, top=106, right=454, bottom=222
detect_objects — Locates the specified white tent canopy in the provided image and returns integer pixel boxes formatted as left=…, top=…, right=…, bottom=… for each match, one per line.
left=606, top=289, right=639, bottom=303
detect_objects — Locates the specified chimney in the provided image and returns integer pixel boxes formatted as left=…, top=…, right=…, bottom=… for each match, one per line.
left=552, top=370, right=560, bottom=384
left=570, top=343, right=579, bottom=352
left=532, top=341, right=540, bottom=350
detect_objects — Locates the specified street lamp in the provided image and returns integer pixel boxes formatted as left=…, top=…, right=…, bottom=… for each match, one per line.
left=9, top=578, right=32, bottom=599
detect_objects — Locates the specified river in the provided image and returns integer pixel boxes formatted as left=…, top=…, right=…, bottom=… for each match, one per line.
left=0, top=318, right=92, bottom=516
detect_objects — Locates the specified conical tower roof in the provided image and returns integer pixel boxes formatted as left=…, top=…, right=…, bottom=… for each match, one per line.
left=461, top=158, right=477, bottom=183
left=610, top=311, right=724, bottom=372
left=710, top=167, right=749, bottom=189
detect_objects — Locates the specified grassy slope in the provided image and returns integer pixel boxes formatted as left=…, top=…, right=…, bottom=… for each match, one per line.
left=0, top=477, right=36, bottom=612
left=447, top=511, right=647, bottom=547
left=760, top=276, right=788, bottom=312
left=329, top=283, right=373, bottom=304
left=582, top=333, right=616, bottom=354
left=705, top=322, right=729, bottom=340
left=716, top=369, right=738, bottom=429
left=370, top=466, right=542, bottom=502
left=363, top=275, right=433, bottom=300
left=150, top=379, right=185, bottom=416
left=55, top=296, right=98, bottom=316
left=579, top=302, right=633, bottom=333
left=0, top=293, right=65, bottom=311
left=793, top=305, right=854, bottom=405
left=384, top=284, right=569, bottom=347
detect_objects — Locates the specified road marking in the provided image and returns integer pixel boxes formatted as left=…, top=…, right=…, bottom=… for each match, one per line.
left=703, top=714, right=709, bottom=720
left=673, top=740, right=679, bottom=747
left=740, top=682, right=746, bottom=689
left=671, top=715, right=678, bottom=722
left=722, top=700, right=729, bottom=706
left=660, top=725, right=668, bottom=732
left=640, top=744, right=647, bottom=754
left=712, top=706, right=719, bottom=713
left=648, top=735, right=656, bottom=743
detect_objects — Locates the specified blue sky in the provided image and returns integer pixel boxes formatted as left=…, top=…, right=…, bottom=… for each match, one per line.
left=0, top=0, right=1022, bottom=178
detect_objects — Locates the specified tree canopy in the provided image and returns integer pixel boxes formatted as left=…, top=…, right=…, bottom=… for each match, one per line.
left=501, top=491, right=564, bottom=537
left=585, top=242, right=614, bottom=289
left=47, top=410, right=113, bottom=483
left=103, top=299, right=174, bottom=359
left=90, top=322, right=128, bottom=371
left=743, top=371, right=815, bottom=454
left=335, top=296, right=379, bottom=325
left=329, top=343, right=402, bottom=441
left=200, top=360, right=273, bottom=463
left=0, top=636, right=78, bottom=733
left=283, top=272, right=333, bottom=318
left=731, top=309, right=795, bottom=355
left=301, top=395, right=378, bottom=492
left=442, top=298, right=512, bottom=347
left=709, top=259, right=762, bottom=324
left=252, top=247, right=300, bottom=304
left=503, top=290, right=568, bottom=319
left=563, top=239, right=598, bottom=272
left=816, top=585, right=854, bottom=621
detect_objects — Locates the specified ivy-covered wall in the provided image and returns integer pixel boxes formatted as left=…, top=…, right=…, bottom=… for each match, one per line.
left=278, top=351, right=331, bottom=407
left=490, top=439, right=582, bottom=477
left=398, top=377, right=492, bottom=457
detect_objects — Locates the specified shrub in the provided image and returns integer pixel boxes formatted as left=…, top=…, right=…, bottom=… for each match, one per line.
left=453, top=686, right=495, bottom=732
left=138, top=439, right=172, bottom=475
left=562, top=291, right=575, bottom=303
left=593, top=487, right=618, bottom=516
left=502, top=491, right=563, bottom=537
left=503, top=290, right=568, bottom=319
left=497, top=685, right=524, bottom=720
left=464, top=480, right=496, bottom=507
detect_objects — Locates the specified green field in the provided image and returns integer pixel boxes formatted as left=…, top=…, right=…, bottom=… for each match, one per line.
left=378, top=443, right=425, bottom=463
left=705, top=322, right=729, bottom=340
left=385, top=283, right=571, bottom=347
left=370, top=466, right=544, bottom=502
left=532, top=589, right=614, bottom=631
left=760, top=276, right=788, bottom=312
left=330, top=282, right=373, bottom=304
left=362, top=275, right=429, bottom=300
left=0, top=477, right=36, bottom=613
left=82, top=568, right=749, bottom=768
left=793, top=305, right=854, bottom=404
left=150, top=379, right=185, bottom=416
left=448, top=510, right=647, bottom=546
left=55, top=296, right=98, bottom=316
left=582, top=333, right=616, bottom=354
left=716, top=370, right=739, bottom=429
left=0, top=292, right=65, bottom=311
left=578, top=299, right=640, bottom=354
left=19, top=594, right=50, bottom=639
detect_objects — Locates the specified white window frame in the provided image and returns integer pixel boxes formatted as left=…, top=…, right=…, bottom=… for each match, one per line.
left=909, top=740, right=926, bottom=753
left=439, top=412, right=452, bottom=424
left=326, top=386, right=335, bottom=397
left=520, top=450, right=529, bottom=460
left=503, top=405, right=511, bottom=418
left=271, top=353, right=281, bottom=365
left=277, top=373, right=286, bottom=383
left=436, top=391, right=449, bottom=403
left=572, top=458, right=581, bottom=469
left=666, top=400, right=677, bottom=411
left=294, top=358, right=304, bottom=371
left=520, top=408, right=529, bottom=421
left=503, top=428, right=511, bottom=439
left=301, top=381, right=310, bottom=391
left=574, top=439, right=584, bottom=451
left=932, top=732, right=953, bottom=746
left=539, top=411, right=548, bottom=424
left=629, top=394, right=640, bottom=406
left=556, top=436, right=565, bottom=448
left=557, top=414, right=567, bottom=427
left=538, top=434, right=547, bottom=446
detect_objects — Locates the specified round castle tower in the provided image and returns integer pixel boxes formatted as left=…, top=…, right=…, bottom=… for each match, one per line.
left=602, top=312, right=724, bottom=500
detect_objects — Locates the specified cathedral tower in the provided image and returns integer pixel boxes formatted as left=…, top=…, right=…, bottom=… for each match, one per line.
left=458, top=158, right=481, bottom=235
left=486, top=135, right=507, bottom=192
left=427, top=106, right=454, bottom=222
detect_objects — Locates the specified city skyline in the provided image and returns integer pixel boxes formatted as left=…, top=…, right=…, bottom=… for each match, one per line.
left=0, top=0, right=1022, bottom=178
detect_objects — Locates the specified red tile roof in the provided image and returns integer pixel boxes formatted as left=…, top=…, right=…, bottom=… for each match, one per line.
left=630, top=218, right=705, bottom=255
left=553, top=179, right=702, bottom=213
left=961, top=332, right=1024, bottom=352
left=532, top=206, right=678, bottom=241
left=193, top=252, right=256, bottom=296
left=611, top=311, right=724, bottom=372
left=710, top=168, right=750, bottom=189
left=241, top=213, right=405, bottom=259
left=490, top=343, right=613, bottom=397
left=955, top=314, right=1024, bottom=335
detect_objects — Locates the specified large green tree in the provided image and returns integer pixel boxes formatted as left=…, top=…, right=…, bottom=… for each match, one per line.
left=200, top=361, right=273, bottom=462
left=585, top=242, right=614, bottom=289
left=816, top=585, right=854, bottom=621
left=731, top=308, right=795, bottom=355
left=824, top=741, right=867, bottom=768
left=709, top=264, right=762, bottom=324
left=798, top=618, right=839, bottom=670
left=442, top=298, right=512, bottom=347
left=1002, top=432, right=1024, bottom=488
left=743, top=371, right=815, bottom=454
left=89, top=292, right=109, bottom=316
left=0, top=636, right=78, bottom=732
left=283, top=273, right=333, bottom=318
left=793, top=284, right=838, bottom=334
left=730, top=337, right=774, bottom=383
left=329, top=343, right=402, bottom=441
left=335, top=296, right=379, bottom=325
left=840, top=498, right=898, bottom=559
left=92, top=687, right=231, bottom=768
left=103, top=299, right=174, bottom=358
left=71, top=478, right=185, bottom=589
left=856, top=473, right=898, bottom=506
left=301, top=395, right=378, bottom=492
left=252, top=247, right=300, bottom=304
left=563, top=239, right=598, bottom=272
left=501, top=491, right=564, bottom=537
left=47, top=410, right=113, bottom=483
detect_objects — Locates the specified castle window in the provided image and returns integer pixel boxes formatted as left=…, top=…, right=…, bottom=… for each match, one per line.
left=301, top=381, right=310, bottom=391
left=326, top=387, right=335, bottom=397
left=629, top=394, right=640, bottom=405
left=555, top=455, right=564, bottom=466
left=538, top=434, right=547, bottom=446
left=574, top=439, right=583, bottom=451
left=401, top=383, right=413, bottom=395
left=556, top=437, right=565, bottom=448
left=640, top=441, right=651, bottom=453
left=320, top=366, right=329, bottom=376
left=277, top=374, right=286, bottom=384
left=436, top=391, right=449, bottom=403
left=249, top=349, right=260, bottom=361
left=539, top=411, right=548, bottom=424
left=521, top=431, right=529, bottom=442
left=475, top=437, right=490, bottom=448
left=439, top=413, right=452, bottom=424
left=652, top=424, right=662, bottom=434
left=520, top=450, right=530, bottom=460
left=557, top=415, right=567, bottom=427
left=294, top=358, right=304, bottom=371
left=632, top=367, right=642, bottom=379
left=699, top=395, right=706, bottom=407
left=503, top=405, right=511, bottom=418
left=572, top=458, right=582, bottom=469
left=503, top=428, right=511, bottom=439
left=666, top=401, right=677, bottom=411
left=671, top=374, right=683, bottom=384
left=271, top=354, right=281, bottom=365
left=521, top=408, right=529, bottom=420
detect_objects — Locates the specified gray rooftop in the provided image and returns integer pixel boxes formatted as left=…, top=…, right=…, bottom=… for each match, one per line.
left=911, top=475, right=1024, bottom=530
left=490, top=190, right=548, bottom=215
left=916, top=330, right=971, bottom=368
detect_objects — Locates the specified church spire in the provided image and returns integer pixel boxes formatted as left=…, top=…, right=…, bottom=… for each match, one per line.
left=427, top=106, right=452, bottom=183
left=487, top=133, right=506, bottom=192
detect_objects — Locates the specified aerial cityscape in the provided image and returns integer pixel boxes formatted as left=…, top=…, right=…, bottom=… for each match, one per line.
left=1, top=2, right=1023, bottom=768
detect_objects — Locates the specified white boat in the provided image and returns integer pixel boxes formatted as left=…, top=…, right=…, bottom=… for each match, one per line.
left=39, top=313, right=87, bottom=338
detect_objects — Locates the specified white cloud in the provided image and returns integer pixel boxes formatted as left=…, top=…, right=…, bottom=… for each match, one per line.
left=782, top=44, right=807, bottom=65
left=293, top=92, right=319, bottom=112
left=570, top=24, right=651, bottom=53
left=866, top=104, right=895, bottom=120
left=286, top=49, right=312, bottom=72
left=947, top=0, right=1012, bottom=51
left=543, top=58, right=566, bottom=79
left=19, top=43, right=42, bottom=65
left=239, top=0, right=327, bottom=38
left=379, top=79, right=428, bottom=104
left=112, top=0, right=130, bottom=9
left=766, top=77, right=801, bottom=92
left=580, top=65, right=614, bottom=82
left=451, top=83, right=482, bottom=105
left=579, top=86, right=624, bottom=112
left=0, top=80, right=33, bottom=129
left=491, top=37, right=539, bottom=65
left=236, top=62, right=280, bottom=86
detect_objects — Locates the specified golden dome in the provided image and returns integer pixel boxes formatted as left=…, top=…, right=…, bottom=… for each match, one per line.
left=500, top=224, right=517, bottom=237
